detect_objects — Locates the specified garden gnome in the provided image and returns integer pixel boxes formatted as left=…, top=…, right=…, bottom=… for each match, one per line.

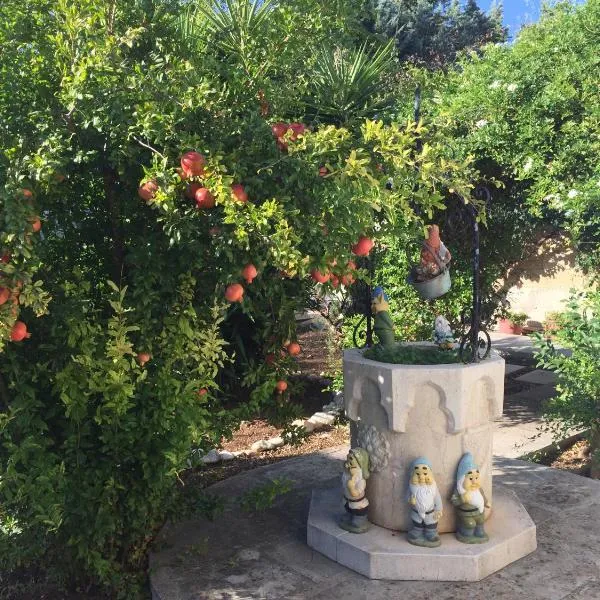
left=406, top=457, right=443, bottom=547
left=433, top=315, right=454, bottom=349
left=371, top=286, right=395, bottom=348
left=340, top=447, right=371, bottom=533
left=451, top=452, right=490, bottom=543
left=415, top=225, right=451, bottom=281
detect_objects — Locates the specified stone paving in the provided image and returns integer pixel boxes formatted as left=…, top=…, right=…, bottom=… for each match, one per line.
left=491, top=333, right=563, bottom=458
left=150, top=447, right=600, bottom=600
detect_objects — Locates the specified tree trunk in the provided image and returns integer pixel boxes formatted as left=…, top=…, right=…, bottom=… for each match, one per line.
left=102, top=165, right=125, bottom=283
left=590, top=426, right=600, bottom=480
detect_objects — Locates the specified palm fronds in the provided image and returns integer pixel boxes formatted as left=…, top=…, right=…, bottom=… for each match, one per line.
left=306, top=39, right=397, bottom=125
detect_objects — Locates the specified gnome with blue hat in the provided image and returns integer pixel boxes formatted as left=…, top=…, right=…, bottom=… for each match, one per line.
left=451, top=452, right=491, bottom=543
left=406, top=456, right=443, bottom=547
left=371, top=286, right=395, bottom=348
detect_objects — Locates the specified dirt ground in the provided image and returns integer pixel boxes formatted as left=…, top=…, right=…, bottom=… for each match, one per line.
left=538, top=439, right=592, bottom=476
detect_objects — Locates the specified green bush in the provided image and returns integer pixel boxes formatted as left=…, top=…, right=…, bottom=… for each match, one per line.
left=0, top=1, right=475, bottom=595
left=534, top=288, right=600, bottom=478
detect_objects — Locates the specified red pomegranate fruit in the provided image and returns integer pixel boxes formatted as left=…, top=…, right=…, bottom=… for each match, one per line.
left=138, top=180, right=158, bottom=201
left=231, top=184, right=248, bottom=203
left=194, top=187, right=215, bottom=209
left=352, top=236, right=374, bottom=257
left=10, top=321, right=28, bottom=342
left=276, top=380, right=288, bottom=393
left=242, top=263, right=258, bottom=284
left=0, top=287, right=9, bottom=305
left=225, top=283, right=244, bottom=303
left=137, top=352, right=151, bottom=367
left=311, top=269, right=330, bottom=284
left=286, top=342, right=301, bottom=356
left=180, top=151, right=206, bottom=177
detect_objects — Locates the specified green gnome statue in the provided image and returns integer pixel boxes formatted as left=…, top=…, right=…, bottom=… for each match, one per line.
left=340, top=447, right=371, bottom=533
left=371, top=286, right=395, bottom=348
left=451, top=452, right=491, bottom=543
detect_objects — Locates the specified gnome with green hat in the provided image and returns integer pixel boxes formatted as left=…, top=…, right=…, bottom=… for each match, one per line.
left=406, top=456, right=443, bottom=547
left=371, top=287, right=395, bottom=348
left=451, top=452, right=491, bottom=543
left=340, top=447, right=371, bottom=533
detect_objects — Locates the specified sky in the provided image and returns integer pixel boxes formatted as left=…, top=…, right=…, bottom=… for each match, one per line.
left=476, top=0, right=586, bottom=39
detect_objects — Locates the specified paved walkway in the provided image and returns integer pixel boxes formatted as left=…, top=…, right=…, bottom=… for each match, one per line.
left=490, top=332, right=563, bottom=458
left=150, top=447, right=600, bottom=600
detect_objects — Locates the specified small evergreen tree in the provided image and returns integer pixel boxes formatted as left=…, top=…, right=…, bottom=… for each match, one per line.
left=369, top=0, right=507, bottom=66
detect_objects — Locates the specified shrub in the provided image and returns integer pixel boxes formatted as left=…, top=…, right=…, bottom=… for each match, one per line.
left=534, top=288, right=600, bottom=479
left=0, top=0, right=474, bottom=595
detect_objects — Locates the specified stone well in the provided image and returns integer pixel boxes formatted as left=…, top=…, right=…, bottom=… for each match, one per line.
left=343, top=346, right=505, bottom=533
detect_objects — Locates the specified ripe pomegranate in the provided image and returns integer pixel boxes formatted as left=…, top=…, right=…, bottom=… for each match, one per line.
left=194, top=188, right=215, bottom=209
left=225, top=283, right=244, bottom=303
left=311, top=269, right=330, bottom=284
left=286, top=342, right=301, bottom=356
left=20, top=189, right=33, bottom=199
left=185, top=182, right=202, bottom=200
left=138, top=180, right=158, bottom=201
left=341, top=273, right=354, bottom=286
left=180, top=151, right=206, bottom=177
left=271, top=122, right=287, bottom=138
left=318, top=166, right=329, bottom=177
left=331, top=275, right=340, bottom=288
left=242, top=263, right=258, bottom=284
left=231, top=184, right=248, bottom=203
left=276, top=380, right=288, bottom=393
left=30, top=218, right=42, bottom=233
left=0, top=287, right=9, bottom=305
left=10, top=321, right=28, bottom=342
left=197, top=388, right=208, bottom=397
left=1, top=252, right=10, bottom=264
left=352, top=236, right=374, bottom=257
left=289, top=122, right=305, bottom=140
left=137, top=352, right=151, bottom=367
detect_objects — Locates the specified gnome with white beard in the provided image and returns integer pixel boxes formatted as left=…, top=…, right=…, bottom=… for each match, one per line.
left=406, top=457, right=443, bottom=547
left=451, top=452, right=491, bottom=543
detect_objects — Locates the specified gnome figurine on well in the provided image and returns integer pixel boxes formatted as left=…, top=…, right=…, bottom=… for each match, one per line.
left=433, top=315, right=455, bottom=350
left=371, top=286, right=395, bottom=348
left=415, top=225, right=452, bottom=282
left=451, top=452, right=491, bottom=544
left=406, top=457, right=443, bottom=547
left=340, top=447, right=371, bottom=533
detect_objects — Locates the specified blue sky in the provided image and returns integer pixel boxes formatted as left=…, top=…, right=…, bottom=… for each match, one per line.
left=476, top=0, right=586, bottom=38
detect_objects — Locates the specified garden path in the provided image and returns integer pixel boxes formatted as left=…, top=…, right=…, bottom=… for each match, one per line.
left=490, top=332, right=567, bottom=459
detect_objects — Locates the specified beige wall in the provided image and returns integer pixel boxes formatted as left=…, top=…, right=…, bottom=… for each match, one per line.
left=495, top=235, right=590, bottom=328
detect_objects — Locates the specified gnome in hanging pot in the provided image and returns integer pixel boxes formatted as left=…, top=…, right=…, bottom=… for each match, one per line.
left=451, top=452, right=491, bottom=543
left=406, top=457, right=443, bottom=547
left=340, top=447, right=371, bottom=533
left=371, top=286, right=395, bottom=348
left=415, top=225, right=452, bottom=282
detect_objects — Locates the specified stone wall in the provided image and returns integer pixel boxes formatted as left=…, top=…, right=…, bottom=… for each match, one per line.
left=495, top=235, right=591, bottom=327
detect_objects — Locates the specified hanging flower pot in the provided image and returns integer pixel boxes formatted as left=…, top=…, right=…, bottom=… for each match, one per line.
left=406, top=225, right=452, bottom=300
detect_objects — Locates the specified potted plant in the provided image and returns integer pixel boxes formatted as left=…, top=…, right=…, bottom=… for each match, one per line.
left=497, top=310, right=528, bottom=335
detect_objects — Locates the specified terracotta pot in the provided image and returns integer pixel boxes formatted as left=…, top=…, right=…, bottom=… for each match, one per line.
left=497, top=319, right=523, bottom=335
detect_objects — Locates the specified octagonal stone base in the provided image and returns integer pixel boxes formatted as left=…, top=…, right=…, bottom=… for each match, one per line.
left=307, top=486, right=536, bottom=581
